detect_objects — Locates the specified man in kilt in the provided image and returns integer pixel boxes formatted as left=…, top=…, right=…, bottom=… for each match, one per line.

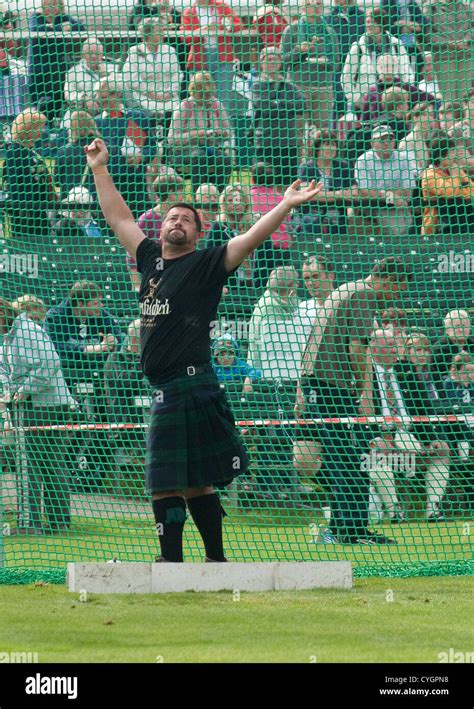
left=87, top=138, right=322, bottom=562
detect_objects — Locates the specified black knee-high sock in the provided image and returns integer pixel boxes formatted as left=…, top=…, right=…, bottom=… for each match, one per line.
left=152, top=497, right=186, bottom=562
left=187, top=493, right=226, bottom=562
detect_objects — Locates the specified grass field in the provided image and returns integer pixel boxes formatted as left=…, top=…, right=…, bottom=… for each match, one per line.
left=0, top=577, right=472, bottom=663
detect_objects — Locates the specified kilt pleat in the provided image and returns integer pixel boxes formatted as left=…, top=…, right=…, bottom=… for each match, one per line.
left=145, top=372, right=248, bottom=492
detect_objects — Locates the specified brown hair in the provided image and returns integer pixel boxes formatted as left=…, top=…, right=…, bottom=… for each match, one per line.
left=0, top=298, right=18, bottom=333
left=371, top=256, right=414, bottom=282
left=69, top=280, right=104, bottom=307
left=381, top=307, right=408, bottom=330
left=451, top=352, right=473, bottom=371
left=311, top=129, right=338, bottom=159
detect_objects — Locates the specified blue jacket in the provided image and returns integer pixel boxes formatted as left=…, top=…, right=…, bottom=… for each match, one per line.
left=44, top=299, right=123, bottom=382
left=212, top=334, right=261, bottom=384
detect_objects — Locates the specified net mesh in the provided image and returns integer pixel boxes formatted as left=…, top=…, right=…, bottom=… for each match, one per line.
left=0, top=0, right=473, bottom=581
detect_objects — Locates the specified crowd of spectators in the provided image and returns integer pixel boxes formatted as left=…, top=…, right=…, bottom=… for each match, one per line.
left=0, top=0, right=473, bottom=526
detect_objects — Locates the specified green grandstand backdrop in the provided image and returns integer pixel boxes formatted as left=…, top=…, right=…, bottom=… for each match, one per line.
left=0, top=0, right=473, bottom=582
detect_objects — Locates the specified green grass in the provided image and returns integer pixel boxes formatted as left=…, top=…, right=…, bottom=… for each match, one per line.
left=0, top=577, right=472, bottom=662
left=3, top=510, right=473, bottom=576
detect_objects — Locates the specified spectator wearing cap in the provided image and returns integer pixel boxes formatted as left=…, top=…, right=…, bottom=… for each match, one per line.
left=360, top=53, right=435, bottom=123
left=281, top=0, right=339, bottom=133
left=432, top=309, right=474, bottom=384
left=121, top=17, right=182, bottom=133
left=420, top=130, right=474, bottom=236
left=341, top=7, right=413, bottom=112
left=311, top=124, right=417, bottom=238
left=353, top=123, right=417, bottom=237
left=398, top=101, right=438, bottom=171
left=212, top=333, right=261, bottom=394
left=48, top=186, right=109, bottom=291
left=2, top=294, right=78, bottom=534
left=127, top=173, right=186, bottom=291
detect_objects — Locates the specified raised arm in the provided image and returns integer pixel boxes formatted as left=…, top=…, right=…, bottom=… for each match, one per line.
left=86, top=138, right=145, bottom=259
left=224, top=180, right=322, bottom=272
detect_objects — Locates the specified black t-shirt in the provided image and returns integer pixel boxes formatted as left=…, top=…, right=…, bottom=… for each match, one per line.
left=137, top=238, right=233, bottom=383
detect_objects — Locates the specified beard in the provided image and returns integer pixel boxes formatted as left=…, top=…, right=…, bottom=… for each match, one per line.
left=164, top=228, right=188, bottom=245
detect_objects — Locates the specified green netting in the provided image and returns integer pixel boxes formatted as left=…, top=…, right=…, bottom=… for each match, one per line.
left=0, top=0, right=473, bottom=582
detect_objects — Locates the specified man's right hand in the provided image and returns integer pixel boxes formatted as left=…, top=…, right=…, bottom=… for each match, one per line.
left=295, top=390, right=306, bottom=416
left=85, top=138, right=110, bottom=172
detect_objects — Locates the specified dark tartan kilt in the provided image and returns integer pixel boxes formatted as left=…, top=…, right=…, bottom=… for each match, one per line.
left=145, top=371, right=248, bottom=493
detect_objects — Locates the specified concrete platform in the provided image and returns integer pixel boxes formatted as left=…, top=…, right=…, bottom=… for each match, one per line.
left=67, top=562, right=352, bottom=594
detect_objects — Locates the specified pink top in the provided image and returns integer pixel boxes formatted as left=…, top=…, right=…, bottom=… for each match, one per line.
left=250, top=186, right=291, bottom=249
left=127, top=209, right=162, bottom=270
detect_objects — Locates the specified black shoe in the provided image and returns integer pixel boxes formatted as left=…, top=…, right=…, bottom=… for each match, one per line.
left=204, top=557, right=227, bottom=562
left=389, top=514, right=405, bottom=524
left=427, top=512, right=445, bottom=522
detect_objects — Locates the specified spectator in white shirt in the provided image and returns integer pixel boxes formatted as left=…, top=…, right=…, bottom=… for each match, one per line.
left=121, top=17, right=181, bottom=128
left=354, top=123, right=418, bottom=237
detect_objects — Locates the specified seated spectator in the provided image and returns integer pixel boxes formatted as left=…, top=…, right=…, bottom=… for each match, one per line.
left=10, top=294, right=47, bottom=323
left=251, top=46, right=306, bottom=186
left=194, top=183, right=219, bottom=237
left=167, top=72, right=233, bottom=192
left=27, top=0, right=85, bottom=122
left=180, top=0, right=242, bottom=114
left=250, top=162, right=292, bottom=293
left=121, top=17, right=181, bottom=134
left=398, top=101, right=438, bottom=171
left=281, top=0, right=339, bottom=133
left=94, top=78, right=155, bottom=218
left=104, top=318, right=148, bottom=424
left=128, top=173, right=185, bottom=291
left=417, top=51, right=442, bottom=101
left=54, top=110, right=102, bottom=200
left=361, top=328, right=450, bottom=522
left=206, top=184, right=252, bottom=301
left=44, top=280, right=122, bottom=393
left=49, top=187, right=108, bottom=292
left=432, top=309, right=474, bottom=383
left=380, top=306, right=409, bottom=360
left=341, top=7, right=413, bottom=112
left=379, top=86, right=411, bottom=141
left=0, top=43, right=27, bottom=127
left=127, top=0, right=188, bottom=97
left=360, top=53, right=434, bottom=123
left=63, top=38, right=116, bottom=134
left=450, top=90, right=474, bottom=173
left=420, top=131, right=474, bottom=236
left=4, top=109, right=57, bottom=246
left=212, top=333, right=261, bottom=394
left=252, top=0, right=288, bottom=50
left=443, top=353, right=474, bottom=407
left=3, top=295, right=77, bottom=534
left=316, top=124, right=417, bottom=238
left=292, top=129, right=354, bottom=243
left=353, top=123, right=417, bottom=237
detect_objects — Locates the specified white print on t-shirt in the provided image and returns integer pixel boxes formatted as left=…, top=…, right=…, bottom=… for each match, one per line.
left=140, top=299, right=170, bottom=316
